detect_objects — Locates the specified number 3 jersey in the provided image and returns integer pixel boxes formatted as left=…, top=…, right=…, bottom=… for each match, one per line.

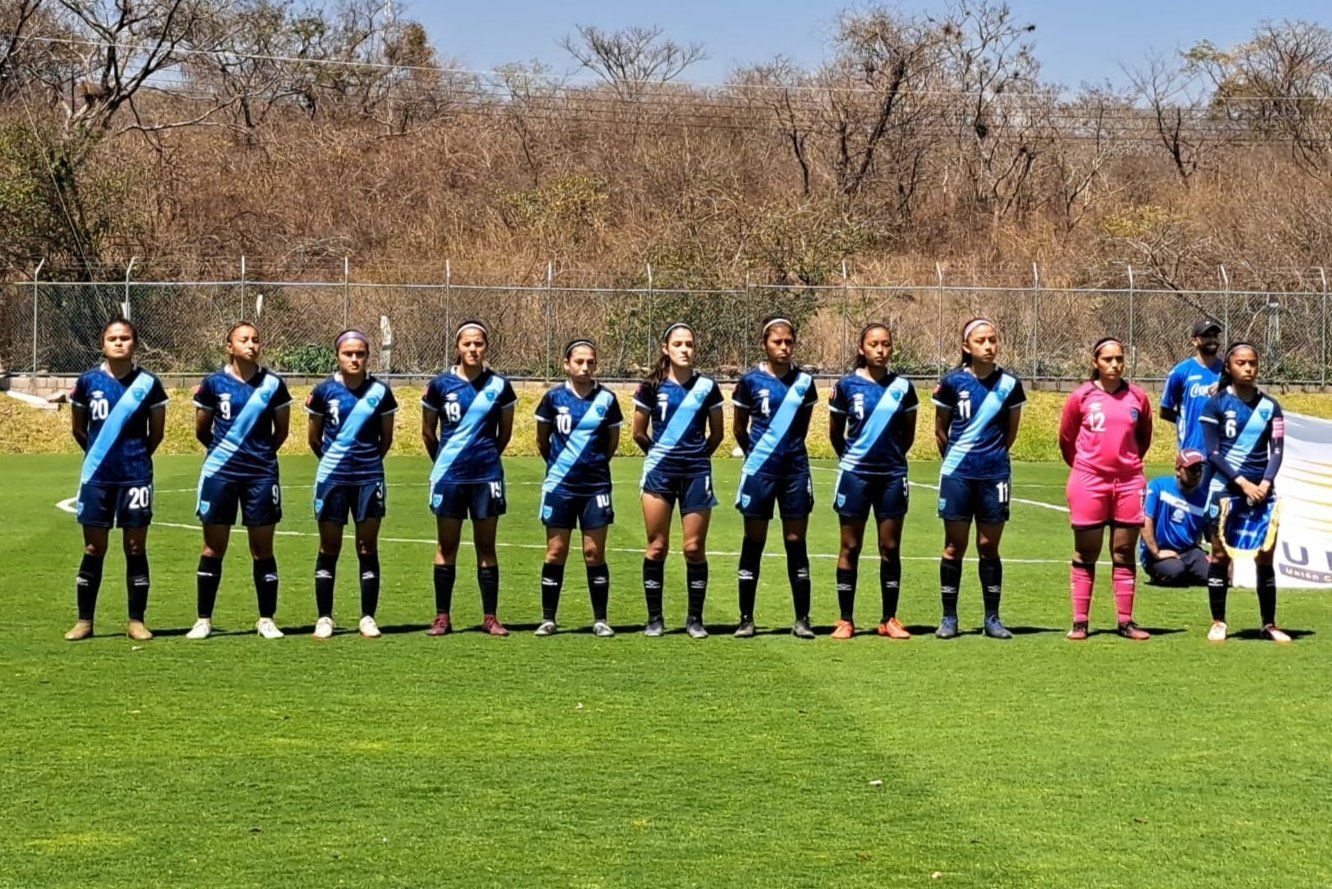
left=194, top=367, right=293, bottom=481
left=422, top=368, right=518, bottom=483
left=535, top=381, right=624, bottom=493
left=70, top=365, right=170, bottom=486
left=306, top=374, right=399, bottom=484
left=932, top=367, right=1027, bottom=479
left=1057, top=381, right=1153, bottom=479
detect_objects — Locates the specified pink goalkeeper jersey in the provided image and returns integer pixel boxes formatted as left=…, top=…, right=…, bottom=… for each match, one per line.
left=1058, top=381, right=1153, bottom=479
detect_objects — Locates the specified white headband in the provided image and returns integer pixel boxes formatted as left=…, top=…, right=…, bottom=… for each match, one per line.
left=762, top=317, right=794, bottom=334
left=962, top=318, right=996, bottom=341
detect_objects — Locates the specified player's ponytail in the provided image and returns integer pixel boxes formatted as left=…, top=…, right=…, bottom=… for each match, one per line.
left=854, top=322, right=891, bottom=369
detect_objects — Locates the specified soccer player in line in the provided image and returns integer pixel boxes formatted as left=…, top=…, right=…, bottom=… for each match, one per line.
left=65, top=318, right=169, bottom=641
left=732, top=317, right=819, bottom=639
left=1140, top=450, right=1212, bottom=588
left=932, top=318, right=1026, bottom=639
left=1058, top=337, right=1154, bottom=641
left=1200, top=343, right=1290, bottom=644
left=1160, top=319, right=1223, bottom=454
left=633, top=322, right=725, bottom=638
left=422, top=321, right=518, bottom=637
left=306, top=330, right=398, bottom=639
left=188, top=321, right=292, bottom=640
left=828, top=323, right=920, bottom=640
left=533, top=340, right=623, bottom=637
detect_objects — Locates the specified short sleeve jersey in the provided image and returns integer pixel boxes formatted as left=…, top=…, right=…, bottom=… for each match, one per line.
left=1059, top=381, right=1152, bottom=480
left=732, top=366, right=818, bottom=478
left=1199, top=388, right=1284, bottom=486
left=1160, top=356, right=1222, bottom=452
left=1141, top=475, right=1211, bottom=560
left=932, top=367, right=1027, bottom=479
left=422, top=368, right=519, bottom=483
left=194, top=367, right=292, bottom=481
left=535, top=382, right=624, bottom=492
left=632, top=374, right=724, bottom=477
left=306, top=374, right=398, bottom=484
left=828, top=371, right=919, bottom=477
left=70, top=365, right=169, bottom=486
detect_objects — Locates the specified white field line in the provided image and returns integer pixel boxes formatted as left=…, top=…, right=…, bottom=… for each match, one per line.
left=53, top=495, right=1068, bottom=565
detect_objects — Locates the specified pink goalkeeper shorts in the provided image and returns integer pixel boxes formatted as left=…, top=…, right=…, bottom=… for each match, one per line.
left=1066, top=469, right=1146, bottom=531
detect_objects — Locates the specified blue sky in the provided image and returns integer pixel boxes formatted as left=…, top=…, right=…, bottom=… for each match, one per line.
left=415, top=0, right=1329, bottom=90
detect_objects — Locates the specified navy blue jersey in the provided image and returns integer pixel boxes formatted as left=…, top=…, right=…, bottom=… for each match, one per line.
left=1140, top=475, right=1210, bottom=561
left=828, top=371, right=919, bottom=477
left=70, top=365, right=169, bottom=486
left=307, top=374, right=398, bottom=485
left=1160, top=356, right=1222, bottom=453
left=422, top=368, right=518, bottom=484
left=1199, top=387, right=1284, bottom=485
left=536, top=382, right=623, bottom=493
left=634, top=374, right=724, bottom=478
left=933, top=367, right=1026, bottom=479
left=733, top=366, right=817, bottom=478
left=194, top=367, right=292, bottom=481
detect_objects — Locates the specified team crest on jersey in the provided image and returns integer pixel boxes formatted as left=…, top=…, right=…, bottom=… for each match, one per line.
left=740, top=494, right=751, bottom=508
left=199, top=501, right=211, bottom=516
left=431, top=493, right=443, bottom=509
left=1130, top=409, right=1139, bottom=420
left=836, top=493, right=847, bottom=508
left=314, top=498, right=324, bottom=513
left=1172, top=508, right=1185, bottom=522
left=541, top=504, right=553, bottom=520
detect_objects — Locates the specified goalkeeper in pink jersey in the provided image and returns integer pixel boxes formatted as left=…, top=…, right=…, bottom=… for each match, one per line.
left=1058, top=337, right=1154, bottom=641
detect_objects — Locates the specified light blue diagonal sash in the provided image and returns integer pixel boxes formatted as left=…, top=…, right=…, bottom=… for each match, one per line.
left=740, top=372, right=812, bottom=478
left=1224, top=394, right=1274, bottom=473
left=315, top=381, right=386, bottom=485
left=429, top=374, right=507, bottom=490
left=940, top=374, right=1016, bottom=477
left=543, top=388, right=615, bottom=494
left=641, top=377, right=715, bottom=485
left=81, top=372, right=156, bottom=485
left=838, top=376, right=910, bottom=473
left=199, top=374, right=281, bottom=482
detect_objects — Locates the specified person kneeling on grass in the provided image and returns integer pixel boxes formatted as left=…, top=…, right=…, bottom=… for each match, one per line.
left=1139, top=450, right=1212, bottom=588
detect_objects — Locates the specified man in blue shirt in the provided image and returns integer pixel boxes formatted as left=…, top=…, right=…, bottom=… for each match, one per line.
left=1139, top=450, right=1212, bottom=586
left=1159, top=320, right=1223, bottom=454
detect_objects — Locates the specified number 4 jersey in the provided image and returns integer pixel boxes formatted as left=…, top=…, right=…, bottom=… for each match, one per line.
left=70, top=364, right=170, bottom=486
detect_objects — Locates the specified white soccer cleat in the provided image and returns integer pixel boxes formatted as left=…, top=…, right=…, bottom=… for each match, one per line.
left=358, top=615, right=381, bottom=638
left=313, top=616, right=335, bottom=640
left=1207, top=620, right=1228, bottom=643
left=186, top=618, right=213, bottom=640
left=1261, top=624, right=1292, bottom=644
left=592, top=620, right=615, bottom=638
left=255, top=618, right=284, bottom=639
left=533, top=619, right=558, bottom=637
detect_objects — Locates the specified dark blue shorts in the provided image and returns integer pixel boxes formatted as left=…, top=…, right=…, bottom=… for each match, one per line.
left=198, top=475, right=282, bottom=527
left=541, top=486, right=614, bottom=530
left=431, top=479, right=507, bottom=520
left=938, top=474, right=1011, bottom=525
left=315, top=478, right=386, bottom=525
left=76, top=482, right=153, bottom=529
left=834, top=471, right=909, bottom=522
left=736, top=472, right=813, bottom=521
left=641, top=469, right=716, bottom=515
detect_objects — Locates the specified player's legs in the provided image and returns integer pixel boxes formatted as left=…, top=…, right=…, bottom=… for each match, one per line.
left=122, top=525, right=152, bottom=639
left=1068, top=525, right=1104, bottom=637
left=782, top=517, right=812, bottom=634
left=246, top=524, right=279, bottom=632
left=429, top=515, right=464, bottom=636
left=1206, top=523, right=1231, bottom=640
left=736, top=517, right=769, bottom=635
left=876, top=516, right=908, bottom=638
left=937, top=519, right=972, bottom=637
left=472, top=515, right=506, bottom=635
left=975, top=520, right=1010, bottom=638
left=641, top=492, right=674, bottom=633
left=1253, top=537, right=1287, bottom=641
left=538, top=526, right=574, bottom=633
left=66, top=525, right=110, bottom=640
left=681, top=507, right=712, bottom=637
left=581, top=526, right=612, bottom=633
left=1110, top=525, right=1147, bottom=638
left=353, top=516, right=382, bottom=636
left=314, top=520, right=343, bottom=633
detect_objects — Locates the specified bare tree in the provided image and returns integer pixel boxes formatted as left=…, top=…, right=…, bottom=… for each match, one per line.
left=0, top=0, right=47, bottom=100
left=731, top=58, right=815, bottom=196
left=559, top=24, right=705, bottom=99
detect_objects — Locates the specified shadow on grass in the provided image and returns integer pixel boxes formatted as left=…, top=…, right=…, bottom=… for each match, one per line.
left=1232, top=627, right=1316, bottom=641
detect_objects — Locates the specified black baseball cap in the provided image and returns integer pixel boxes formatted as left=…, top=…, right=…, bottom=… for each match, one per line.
left=1192, top=320, right=1222, bottom=337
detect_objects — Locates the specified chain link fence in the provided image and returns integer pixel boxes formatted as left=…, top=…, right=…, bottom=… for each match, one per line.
left=2, top=276, right=1330, bottom=384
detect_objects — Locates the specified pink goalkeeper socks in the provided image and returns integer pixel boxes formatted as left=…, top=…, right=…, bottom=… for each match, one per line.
left=1070, top=562, right=1094, bottom=623
left=1113, top=564, right=1136, bottom=623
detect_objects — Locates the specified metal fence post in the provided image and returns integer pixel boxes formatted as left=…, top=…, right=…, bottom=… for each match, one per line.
left=646, top=262, right=654, bottom=363
left=123, top=257, right=137, bottom=320
left=935, top=262, right=945, bottom=376
left=841, top=259, right=850, bottom=365
left=31, top=259, right=44, bottom=373
left=342, top=256, right=350, bottom=328
left=1219, top=265, right=1230, bottom=342
left=1126, top=264, right=1137, bottom=378
left=545, top=261, right=554, bottom=383
left=1319, top=267, right=1328, bottom=387
left=1029, top=262, right=1040, bottom=379
left=239, top=255, right=247, bottom=319
left=444, top=259, right=452, bottom=355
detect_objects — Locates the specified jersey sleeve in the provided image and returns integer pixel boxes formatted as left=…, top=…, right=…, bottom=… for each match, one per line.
left=632, top=382, right=654, bottom=412
left=534, top=390, right=555, bottom=424
left=377, top=384, right=399, bottom=416
left=704, top=381, right=725, bottom=412
left=605, top=394, right=624, bottom=427
left=1058, top=391, right=1082, bottom=466
left=828, top=380, right=848, bottom=415
left=272, top=377, right=293, bottom=411
left=305, top=383, right=327, bottom=417
left=901, top=381, right=920, bottom=413
left=1160, top=365, right=1183, bottom=412
left=147, top=376, right=169, bottom=410
left=498, top=379, right=518, bottom=411
left=1005, top=377, right=1027, bottom=410
left=193, top=376, right=216, bottom=411
left=1197, top=395, right=1220, bottom=426
left=931, top=377, right=957, bottom=410
left=731, top=377, right=751, bottom=410
left=802, top=379, right=819, bottom=409
left=421, top=378, right=443, bottom=412
left=69, top=374, right=89, bottom=408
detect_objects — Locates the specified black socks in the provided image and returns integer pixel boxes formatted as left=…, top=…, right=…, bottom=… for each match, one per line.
left=643, top=557, right=665, bottom=620
left=196, top=555, right=223, bottom=618
left=1256, top=563, right=1277, bottom=626
left=433, top=564, right=455, bottom=614
left=76, top=554, right=104, bottom=622
left=314, top=552, right=337, bottom=618
left=358, top=553, right=380, bottom=617
left=686, top=561, right=708, bottom=621
left=587, top=563, right=610, bottom=622
left=540, top=562, right=565, bottom=621
left=880, top=551, right=902, bottom=622
left=1207, top=560, right=1228, bottom=622
left=738, top=537, right=763, bottom=621
left=979, top=557, right=1003, bottom=618
left=126, top=553, right=150, bottom=621
left=785, top=539, right=811, bottom=621
left=836, top=567, right=857, bottom=622
left=478, top=564, right=500, bottom=616
left=940, top=558, right=962, bottom=619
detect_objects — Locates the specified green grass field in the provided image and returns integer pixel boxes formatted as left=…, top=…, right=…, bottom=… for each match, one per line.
left=3, top=454, right=1330, bottom=887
